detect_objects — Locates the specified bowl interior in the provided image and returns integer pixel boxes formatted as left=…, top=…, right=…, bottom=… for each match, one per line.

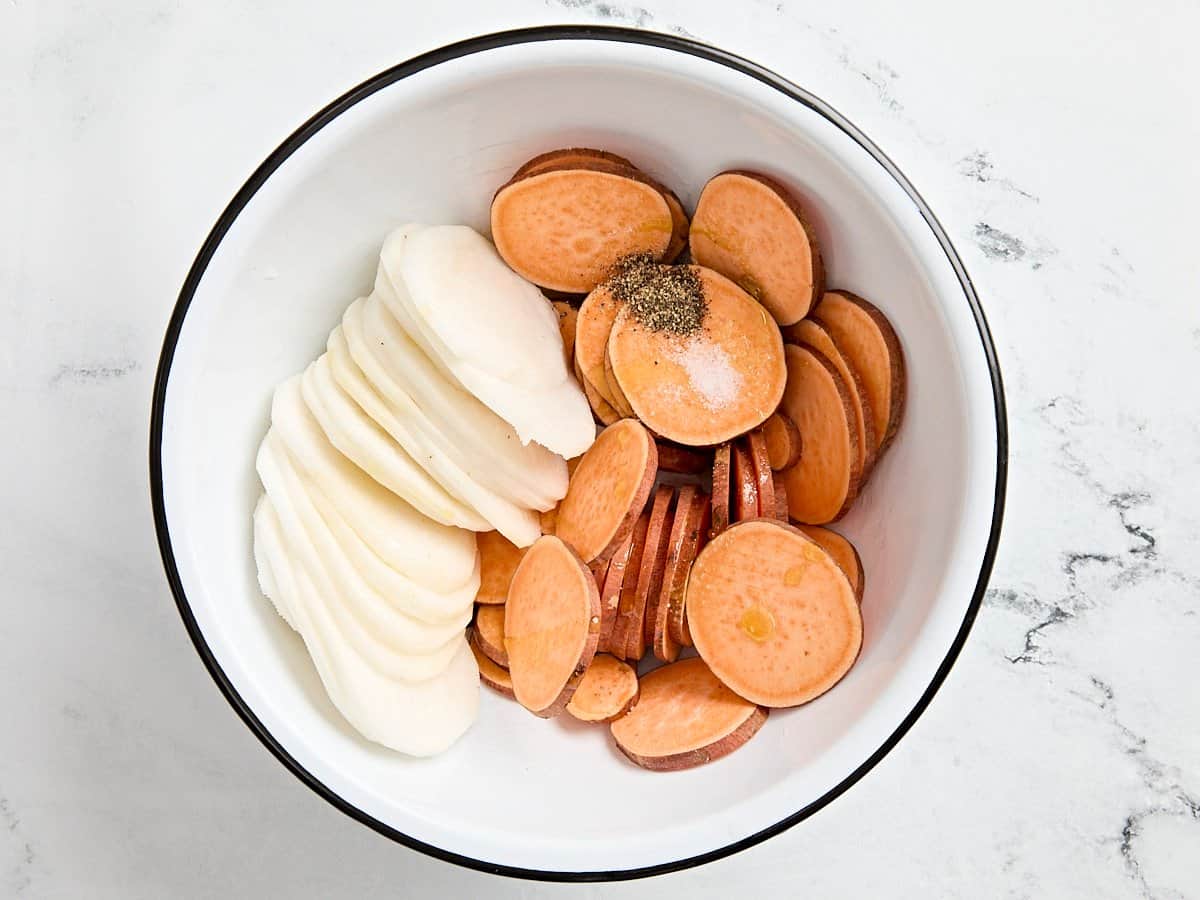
left=156, top=36, right=1000, bottom=876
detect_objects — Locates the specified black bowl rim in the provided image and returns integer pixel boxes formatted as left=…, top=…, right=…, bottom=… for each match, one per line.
left=149, top=24, right=1008, bottom=883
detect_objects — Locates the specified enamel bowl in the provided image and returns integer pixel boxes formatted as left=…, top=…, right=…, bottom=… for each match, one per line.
left=151, top=26, right=1006, bottom=881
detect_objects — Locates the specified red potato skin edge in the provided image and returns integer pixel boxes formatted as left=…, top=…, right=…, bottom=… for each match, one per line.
left=613, top=705, right=769, bottom=771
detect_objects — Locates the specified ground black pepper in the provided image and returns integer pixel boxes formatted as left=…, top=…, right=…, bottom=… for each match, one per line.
left=604, top=254, right=706, bottom=336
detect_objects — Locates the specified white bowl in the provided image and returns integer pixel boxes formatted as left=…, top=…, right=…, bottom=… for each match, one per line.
left=151, top=26, right=1006, bottom=881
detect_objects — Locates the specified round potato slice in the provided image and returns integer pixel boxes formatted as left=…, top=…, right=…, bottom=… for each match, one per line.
left=689, top=170, right=824, bottom=326
left=778, top=344, right=861, bottom=524
left=566, top=654, right=640, bottom=723
left=610, top=657, right=767, bottom=771
left=554, top=419, right=657, bottom=563
left=505, top=535, right=601, bottom=717
left=686, top=519, right=862, bottom=708
left=491, top=167, right=673, bottom=293
left=607, top=266, right=786, bottom=446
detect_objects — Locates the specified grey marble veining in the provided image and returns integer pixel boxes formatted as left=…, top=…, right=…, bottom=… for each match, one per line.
left=2, top=0, right=1197, bottom=897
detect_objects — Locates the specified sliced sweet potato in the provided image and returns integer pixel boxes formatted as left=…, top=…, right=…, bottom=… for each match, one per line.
left=476, top=531, right=526, bottom=605
left=514, top=149, right=689, bottom=265
left=797, top=525, right=865, bottom=604
left=746, top=429, right=775, bottom=520
left=552, top=300, right=578, bottom=370
left=779, top=344, right=861, bottom=524
left=711, top=442, right=733, bottom=538
left=611, top=512, right=651, bottom=659
left=812, top=291, right=905, bottom=454
left=492, top=166, right=673, bottom=293
left=598, top=528, right=637, bottom=652
left=731, top=441, right=759, bottom=523
left=669, top=492, right=710, bottom=649
left=628, top=485, right=675, bottom=661
left=603, top=342, right=636, bottom=420
left=610, top=657, right=768, bottom=771
left=555, top=419, right=657, bottom=563
left=580, top=365, right=621, bottom=425
left=470, top=604, right=508, bottom=667
left=688, top=170, right=824, bottom=326
left=574, top=284, right=624, bottom=411
left=566, top=654, right=640, bottom=723
left=589, top=556, right=610, bottom=586
left=772, top=472, right=789, bottom=523
left=512, top=147, right=639, bottom=180
left=651, top=485, right=698, bottom=663
left=686, top=519, right=862, bottom=707
left=607, top=266, right=786, bottom=446
left=655, top=440, right=712, bottom=475
left=761, top=412, right=802, bottom=471
left=471, top=641, right=515, bottom=699
left=785, top=317, right=876, bottom=478
left=505, top=535, right=602, bottom=717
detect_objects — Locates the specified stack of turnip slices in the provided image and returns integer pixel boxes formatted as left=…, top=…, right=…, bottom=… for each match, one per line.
left=253, top=224, right=595, bottom=756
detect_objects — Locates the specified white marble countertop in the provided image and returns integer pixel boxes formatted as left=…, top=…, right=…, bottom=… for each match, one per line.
left=3, top=0, right=1198, bottom=896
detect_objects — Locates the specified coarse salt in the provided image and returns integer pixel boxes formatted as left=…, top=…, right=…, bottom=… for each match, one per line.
left=668, top=340, right=742, bottom=411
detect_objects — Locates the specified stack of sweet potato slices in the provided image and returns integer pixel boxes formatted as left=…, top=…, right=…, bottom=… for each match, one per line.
left=472, top=148, right=907, bottom=771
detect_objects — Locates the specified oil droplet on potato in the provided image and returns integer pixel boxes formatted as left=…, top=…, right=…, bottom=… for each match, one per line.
left=738, top=606, right=775, bottom=642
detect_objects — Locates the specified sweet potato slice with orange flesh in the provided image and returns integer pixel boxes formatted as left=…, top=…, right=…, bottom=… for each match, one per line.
left=610, top=657, right=768, bottom=771
left=812, top=291, right=905, bottom=455
left=688, top=170, right=824, bottom=326
left=746, top=430, right=775, bottom=520
left=669, top=493, right=710, bottom=649
left=492, top=167, right=673, bottom=293
left=628, top=485, right=675, bottom=661
left=785, top=317, right=876, bottom=478
left=472, top=641, right=515, bottom=699
left=731, top=441, right=759, bottom=523
left=711, top=443, right=733, bottom=538
left=552, top=300, right=579, bottom=370
left=470, top=604, right=508, bottom=667
left=607, top=266, right=786, bottom=446
left=687, top=519, right=862, bottom=707
left=476, top=531, right=527, bottom=605
left=579, top=364, right=621, bottom=425
left=797, top=525, right=865, bottom=605
left=655, top=441, right=712, bottom=475
left=514, top=150, right=689, bottom=264
left=505, top=535, right=601, bottom=716
left=603, top=343, right=637, bottom=420
left=652, top=485, right=698, bottom=662
left=772, top=472, right=789, bottom=523
left=611, top=512, right=651, bottom=659
left=566, top=654, right=640, bottom=723
left=779, top=344, right=861, bottom=524
left=555, top=419, right=657, bottom=563
left=598, top=528, right=637, bottom=652
left=575, top=284, right=624, bottom=409
left=761, top=412, right=802, bottom=471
